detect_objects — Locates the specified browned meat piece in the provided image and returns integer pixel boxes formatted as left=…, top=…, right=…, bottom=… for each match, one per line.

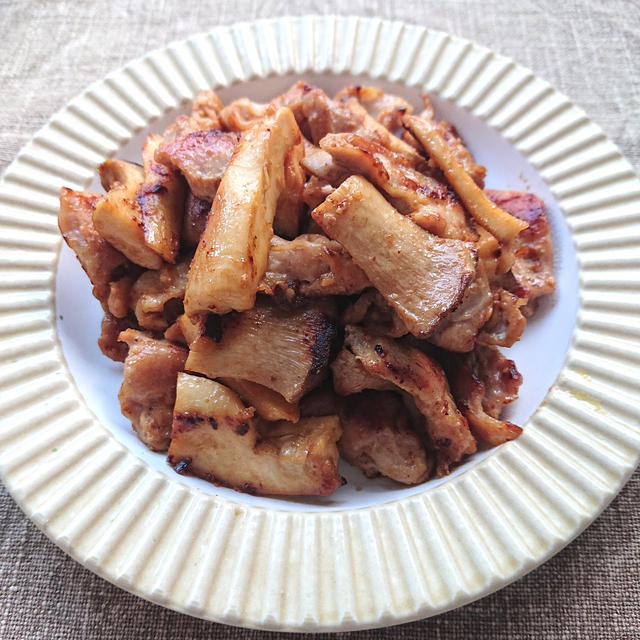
left=320, top=131, right=474, bottom=240
left=191, top=90, right=224, bottom=129
left=301, top=145, right=350, bottom=185
left=311, top=176, right=477, bottom=338
left=98, top=313, right=134, bottom=362
left=301, top=88, right=363, bottom=144
left=335, top=85, right=414, bottom=131
left=428, top=264, right=493, bottom=352
left=330, top=347, right=396, bottom=396
left=130, top=258, right=190, bottom=331
left=58, top=187, right=131, bottom=308
left=478, top=287, right=527, bottom=348
left=303, top=175, right=335, bottom=209
left=342, top=290, right=408, bottom=339
left=217, top=82, right=314, bottom=134
left=118, top=329, right=187, bottom=451
left=219, top=98, right=269, bottom=131
left=443, top=345, right=522, bottom=447
left=271, top=80, right=315, bottom=127
left=168, top=373, right=342, bottom=496
left=338, top=391, right=430, bottom=484
left=155, top=129, right=241, bottom=201
left=260, top=234, right=370, bottom=299
left=344, top=326, right=477, bottom=476
left=299, top=385, right=343, bottom=417
left=487, top=190, right=556, bottom=316
left=182, top=192, right=210, bottom=248
left=163, top=90, right=224, bottom=142
left=107, top=276, right=135, bottom=319
left=186, top=300, right=335, bottom=403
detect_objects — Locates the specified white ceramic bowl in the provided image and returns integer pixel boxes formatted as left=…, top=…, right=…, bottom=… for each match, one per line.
left=0, top=15, right=639, bottom=632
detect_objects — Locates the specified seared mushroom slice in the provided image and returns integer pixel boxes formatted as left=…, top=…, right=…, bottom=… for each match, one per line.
left=168, top=374, right=342, bottom=496
left=186, top=300, right=335, bottom=403
left=93, top=160, right=163, bottom=269
left=137, top=133, right=186, bottom=264
left=184, top=107, right=304, bottom=318
left=219, top=378, right=299, bottom=423
left=312, top=175, right=477, bottom=338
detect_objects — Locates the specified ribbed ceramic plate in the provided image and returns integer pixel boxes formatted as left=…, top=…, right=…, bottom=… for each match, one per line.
left=0, top=16, right=639, bottom=632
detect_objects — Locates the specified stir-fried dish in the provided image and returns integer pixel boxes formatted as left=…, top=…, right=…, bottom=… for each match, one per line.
left=58, top=82, right=555, bottom=496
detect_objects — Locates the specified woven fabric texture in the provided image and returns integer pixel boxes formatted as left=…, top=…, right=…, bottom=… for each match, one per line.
left=0, top=1, right=638, bottom=638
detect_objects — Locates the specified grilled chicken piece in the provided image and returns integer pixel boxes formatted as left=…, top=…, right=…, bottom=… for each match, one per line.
left=428, top=264, right=493, bottom=352
left=192, top=90, right=224, bottom=128
left=168, top=374, right=342, bottom=496
left=184, top=107, right=304, bottom=318
left=342, top=290, right=408, bottom=339
left=98, top=313, right=135, bottom=362
left=405, top=115, right=528, bottom=243
left=299, top=385, right=343, bottom=417
left=118, top=329, right=188, bottom=451
left=443, top=345, right=523, bottom=447
left=181, top=192, right=210, bottom=248
left=137, top=134, right=186, bottom=264
left=93, top=160, right=164, bottom=269
left=478, top=287, right=527, bottom=348
left=107, top=276, right=135, bottom=319
left=130, top=257, right=190, bottom=331
left=338, top=391, right=430, bottom=484
left=219, top=378, right=300, bottom=423
left=219, top=98, right=269, bottom=131
left=344, top=326, right=477, bottom=476
left=163, top=90, right=224, bottom=142
left=331, top=347, right=396, bottom=396
left=312, top=176, right=477, bottom=338
left=301, top=145, right=350, bottom=185
left=260, top=234, right=370, bottom=299
left=58, top=187, right=131, bottom=308
left=218, top=81, right=313, bottom=133
left=487, top=190, right=556, bottom=316
left=186, top=301, right=335, bottom=403
left=155, top=129, right=241, bottom=201
left=320, top=131, right=473, bottom=240
left=301, top=88, right=362, bottom=144
left=335, top=85, right=414, bottom=131
left=302, top=175, right=335, bottom=209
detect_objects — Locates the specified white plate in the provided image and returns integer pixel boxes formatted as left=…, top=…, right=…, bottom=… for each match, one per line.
left=0, top=15, right=639, bottom=632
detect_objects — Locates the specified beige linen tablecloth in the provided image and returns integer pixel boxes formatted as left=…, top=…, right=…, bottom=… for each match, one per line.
left=0, top=1, right=638, bottom=638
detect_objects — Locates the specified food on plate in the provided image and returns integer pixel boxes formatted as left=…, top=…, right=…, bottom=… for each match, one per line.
left=184, top=106, right=303, bottom=318
left=311, top=175, right=476, bottom=337
left=58, top=81, right=556, bottom=497
left=168, top=373, right=342, bottom=495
